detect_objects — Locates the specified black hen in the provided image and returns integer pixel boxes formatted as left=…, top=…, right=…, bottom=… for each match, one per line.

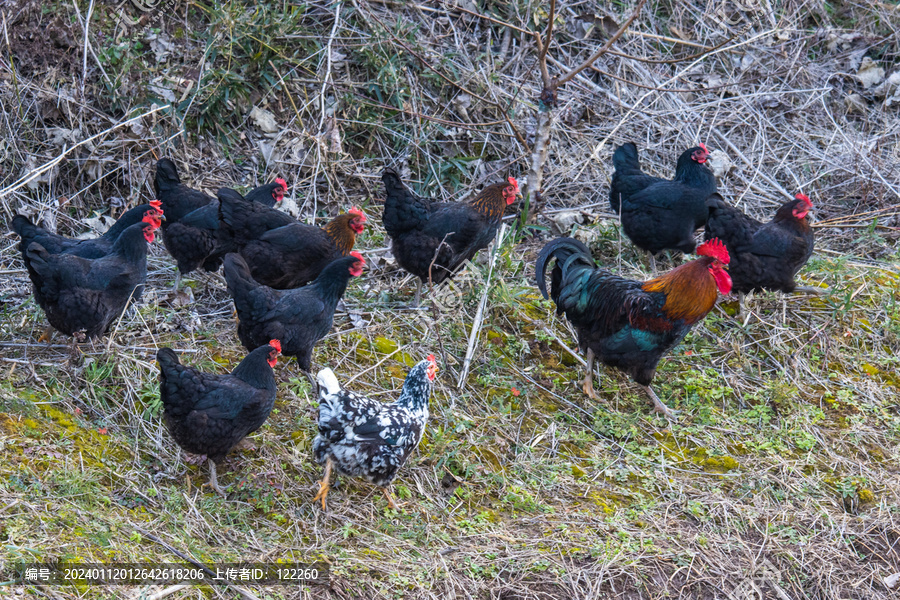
left=218, top=187, right=297, bottom=251
left=154, top=158, right=286, bottom=280
left=157, top=340, right=281, bottom=495
left=381, top=169, right=521, bottom=304
left=312, top=355, right=438, bottom=509
left=608, top=143, right=717, bottom=266
left=24, top=216, right=161, bottom=340
left=536, top=236, right=731, bottom=418
left=13, top=200, right=162, bottom=260
left=704, top=193, right=816, bottom=296
left=223, top=252, right=364, bottom=372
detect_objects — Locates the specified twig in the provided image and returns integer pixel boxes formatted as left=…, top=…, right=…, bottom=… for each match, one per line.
left=0, top=103, right=171, bottom=198
left=457, top=224, right=507, bottom=389
left=318, top=0, right=343, bottom=133
left=555, top=0, right=648, bottom=87
left=133, top=527, right=263, bottom=600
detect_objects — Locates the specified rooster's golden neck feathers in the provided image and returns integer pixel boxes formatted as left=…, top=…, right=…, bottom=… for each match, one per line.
left=641, top=258, right=719, bottom=325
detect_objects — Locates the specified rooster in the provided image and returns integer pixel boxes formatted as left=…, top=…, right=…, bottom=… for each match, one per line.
left=536, top=237, right=731, bottom=418
left=381, top=169, right=520, bottom=305
left=312, top=355, right=438, bottom=509
left=223, top=252, right=364, bottom=374
left=154, top=158, right=286, bottom=286
left=157, top=340, right=281, bottom=496
left=704, top=193, right=816, bottom=307
left=237, top=207, right=367, bottom=289
left=608, top=142, right=717, bottom=272
left=23, top=211, right=162, bottom=341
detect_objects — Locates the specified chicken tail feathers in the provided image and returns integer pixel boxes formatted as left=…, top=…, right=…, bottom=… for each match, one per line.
left=612, top=142, right=641, bottom=173
left=223, top=253, right=259, bottom=299
left=156, top=347, right=181, bottom=371
left=316, top=368, right=341, bottom=399
left=154, top=159, right=181, bottom=196
left=12, top=215, right=39, bottom=240
left=536, top=237, right=594, bottom=300
left=381, top=168, right=429, bottom=237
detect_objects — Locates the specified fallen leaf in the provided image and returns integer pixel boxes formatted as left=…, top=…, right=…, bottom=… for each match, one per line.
left=844, top=93, right=868, bottom=114
left=707, top=150, right=734, bottom=178
left=250, top=106, right=279, bottom=133
left=856, top=57, right=885, bottom=89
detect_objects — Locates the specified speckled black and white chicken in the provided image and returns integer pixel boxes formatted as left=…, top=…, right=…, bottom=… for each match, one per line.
left=312, top=355, right=438, bottom=509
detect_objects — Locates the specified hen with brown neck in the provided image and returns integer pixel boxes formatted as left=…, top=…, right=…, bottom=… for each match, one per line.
left=381, top=168, right=521, bottom=305
left=237, top=207, right=367, bottom=289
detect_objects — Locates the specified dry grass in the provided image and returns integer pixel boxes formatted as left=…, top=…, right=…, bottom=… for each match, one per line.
left=1, top=0, right=899, bottom=598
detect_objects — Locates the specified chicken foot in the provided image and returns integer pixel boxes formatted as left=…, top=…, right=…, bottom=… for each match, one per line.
left=202, top=459, right=227, bottom=497
left=582, top=349, right=597, bottom=399
left=642, top=385, right=679, bottom=421
left=381, top=486, right=404, bottom=510
left=313, top=458, right=333, bottom=509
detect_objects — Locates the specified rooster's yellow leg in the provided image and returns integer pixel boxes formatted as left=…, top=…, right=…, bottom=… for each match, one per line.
left=642, top=385, right=679, bottom=421
left=582, top=349, right=596, bottom=399
left=313, top=458, right=333, bottom=509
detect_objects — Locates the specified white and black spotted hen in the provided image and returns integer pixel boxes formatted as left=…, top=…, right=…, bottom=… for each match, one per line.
left=312, top=355, right=438, bottom=509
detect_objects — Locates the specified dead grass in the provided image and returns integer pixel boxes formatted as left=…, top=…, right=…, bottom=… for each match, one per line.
left=1, top=0, right=899, bottom=598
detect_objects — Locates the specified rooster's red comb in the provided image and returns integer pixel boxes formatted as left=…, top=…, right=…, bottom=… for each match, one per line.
left=427, top=354, right=436, bottom=364
left=275, top=177, right=287, bottom=191
left=268, top=339, right=282, bottom=353
left=150, top=199, right=162, bottom=209
left=795, top=193, right=812, bottom=207
left=350, top=251, right=365, bottom=264
left=699, top=142, right=708, bottom=153
left=697, top=238, right=729, bottom=264
left=349, top=206, right=367, bottom=221
left=507, top=176, right=520, bottom=192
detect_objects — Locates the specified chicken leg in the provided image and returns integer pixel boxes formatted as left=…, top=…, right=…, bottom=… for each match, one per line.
left=381, top=486, right=402, bottom=510
left=648, top=254, right=658, bottom=276
left=313, top=458, right=333, bottom=509
left=174, top=269, right=183, bottom=293
left=642, top=385, right=679, bottom=421
left=203, top=459, right=227, bottom=497
left=38, top=325, right=54, bottom=343
left=582, top=348, right=597, bottom=399
left=413, top=279, right=423, bottom=308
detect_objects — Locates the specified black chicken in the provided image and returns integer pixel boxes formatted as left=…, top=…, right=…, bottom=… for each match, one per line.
left=13, top=200, right=163, bottom=261
left=381, top=169, right=521, bottom=305
left=237, top=207, right=367, bottom=289
left=704, top=192, right=817, bottom=306
left=223, top=252, right=364, bottom=374
left=23, top=213, right=161, bottom=341
left=608, top=142, right=717, bottom=271
left=157, top=340, right=281, bottom=495
left=536, top=237, right=731, bottom=418
left=312, top=355, right=438, bottom=509
left=154, top=158, right=286, bottom=285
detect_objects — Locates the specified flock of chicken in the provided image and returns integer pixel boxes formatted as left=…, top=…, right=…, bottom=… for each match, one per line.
left=10, top=144, right=815, bottom=506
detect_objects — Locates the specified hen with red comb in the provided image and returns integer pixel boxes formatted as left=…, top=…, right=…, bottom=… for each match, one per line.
left=224, top=251, right=364, bottom=374
left=381, top=168, right=521, bottom=305
left=234, top=206, right=367, bottom=289
left=312, top=355, right=437, bottom=510
left=608, top=142, right=717, bottom=272
left=704, top=192, right=816, bottom=300
left=157, top=340, right=280, bottom=496
left=153, top=158, right=287, bottom=287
